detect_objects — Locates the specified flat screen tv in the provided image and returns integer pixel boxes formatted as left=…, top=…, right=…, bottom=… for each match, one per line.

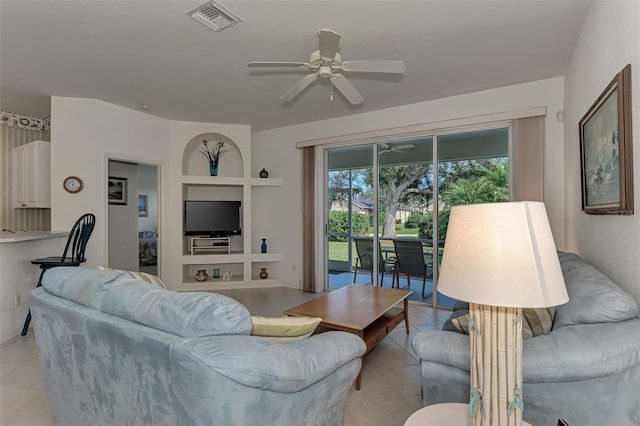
left=184, top=200, right=242, bottom=237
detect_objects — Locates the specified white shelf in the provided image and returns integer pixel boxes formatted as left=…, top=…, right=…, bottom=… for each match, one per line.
left=175, top=278, right=283, bottom=291
left=250, top=253, right=284, bottom=262
left=182, top=254, right=246, bottom=264
left=182, top=176, right=244, bottom=186
left=250, top=178, right=283, bottom=187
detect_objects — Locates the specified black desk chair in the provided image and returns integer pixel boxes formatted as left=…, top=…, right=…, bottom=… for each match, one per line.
left=21, top=213, right=95, bottom=336
left=393, top=239, right=433, bottom=297
left=353, top=237, right=396, bottom=287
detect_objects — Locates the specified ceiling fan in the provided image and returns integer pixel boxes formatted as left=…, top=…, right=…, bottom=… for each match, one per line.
left=379, top=143, right=416, bottom=154
left=247, top=29, right=405, bottom=105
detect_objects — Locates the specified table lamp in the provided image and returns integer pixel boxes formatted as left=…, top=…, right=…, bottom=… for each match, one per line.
left=438, top=201, right=568, bottom=426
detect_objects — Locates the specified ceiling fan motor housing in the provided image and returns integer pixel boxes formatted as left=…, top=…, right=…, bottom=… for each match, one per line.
left=310, top=50, right=341, bottom=67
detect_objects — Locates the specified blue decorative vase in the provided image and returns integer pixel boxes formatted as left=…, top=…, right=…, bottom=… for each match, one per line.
left=261, top=238, right=267, bottom=253
left=209, top=159, right=219, bottom=176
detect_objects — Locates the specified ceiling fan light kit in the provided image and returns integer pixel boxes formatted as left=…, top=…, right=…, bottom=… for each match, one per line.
left=247, top=29, right=405, bottom=105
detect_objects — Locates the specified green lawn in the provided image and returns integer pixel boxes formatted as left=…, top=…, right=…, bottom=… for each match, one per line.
left=328, top=240, right=355, bottom=263
left=396, top=228, right=419, bottom=235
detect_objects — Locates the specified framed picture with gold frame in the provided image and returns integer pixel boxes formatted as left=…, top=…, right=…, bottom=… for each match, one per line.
left=579, top=64, right=633, bottom=215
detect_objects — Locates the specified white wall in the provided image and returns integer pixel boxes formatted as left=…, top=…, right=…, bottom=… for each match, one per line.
left=563, top=1, right=640, bottom=302
left=50, top=97, right=170, bottom=274
left=108, top=161, right=139, bottom=271
left=253, top=77, right=566, bottom=288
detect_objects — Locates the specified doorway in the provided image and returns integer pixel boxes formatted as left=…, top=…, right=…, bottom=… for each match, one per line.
left=107, top=159, right=159, bottom=275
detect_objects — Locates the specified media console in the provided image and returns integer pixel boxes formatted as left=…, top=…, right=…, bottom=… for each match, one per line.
left=189, top=236, right=231, bottom=255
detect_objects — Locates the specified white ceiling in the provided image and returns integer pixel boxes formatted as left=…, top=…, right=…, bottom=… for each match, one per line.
left=0, top=0, right=590, bottom=132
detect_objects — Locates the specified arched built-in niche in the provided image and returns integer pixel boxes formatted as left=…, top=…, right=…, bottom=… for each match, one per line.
left=182, top=133, right=244, bottom=177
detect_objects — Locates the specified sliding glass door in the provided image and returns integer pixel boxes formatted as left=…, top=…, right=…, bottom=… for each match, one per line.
left=377, top=138, right=433, bottom=291
left=326, top=145, right=373, bottom=289
left=434, top=128, right=510, bottom=306
left=324, top=126, right=510, bottom=309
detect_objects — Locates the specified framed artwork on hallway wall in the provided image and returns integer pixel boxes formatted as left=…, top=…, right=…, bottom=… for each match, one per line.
left=108, top=177, right=128, bottom=205
left=579, top=64, right=633, bottom=215
left=138, top=195, right=148, bottom=217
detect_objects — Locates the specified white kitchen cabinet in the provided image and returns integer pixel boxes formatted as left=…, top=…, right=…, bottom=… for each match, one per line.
left=12, top=140, right=51, bottom=208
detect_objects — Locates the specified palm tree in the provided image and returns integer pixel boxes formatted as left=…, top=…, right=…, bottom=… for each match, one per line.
left=481, top=162, right=510, bottom=202
left=433, top=161, right=510, bottom=239
left=441, top=178, right=495, bottom=207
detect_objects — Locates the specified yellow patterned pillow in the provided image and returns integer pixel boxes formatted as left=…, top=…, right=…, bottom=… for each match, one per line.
left=251, top=316, right=321, bottom=343
left=97, top=266, right=167, bottom=289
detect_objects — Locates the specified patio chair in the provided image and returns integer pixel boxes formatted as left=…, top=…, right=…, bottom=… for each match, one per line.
left=353, top=237, right=396, bottom=287
left=393, top=239, right=433, bottom=297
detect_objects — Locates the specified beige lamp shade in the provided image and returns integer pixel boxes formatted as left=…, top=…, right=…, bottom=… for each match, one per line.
left=438, top=201, right=568, bottom=308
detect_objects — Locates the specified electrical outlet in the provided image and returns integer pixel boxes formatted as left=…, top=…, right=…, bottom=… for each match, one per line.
left=14, top=294, right=20, bottom=308
left=292, top=264, right=296, bottom=272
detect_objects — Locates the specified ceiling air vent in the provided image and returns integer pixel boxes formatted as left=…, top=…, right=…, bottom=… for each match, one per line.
left=187, top=1, right=241, bottom=33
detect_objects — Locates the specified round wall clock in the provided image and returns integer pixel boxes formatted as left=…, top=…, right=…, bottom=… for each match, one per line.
left=63, top=176, right=83, bottom=194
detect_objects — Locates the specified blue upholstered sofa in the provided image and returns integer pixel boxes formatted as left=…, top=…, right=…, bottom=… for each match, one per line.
left=30, top=267, right=366, bottom=426
left=412, top=252, right=640, bottom=426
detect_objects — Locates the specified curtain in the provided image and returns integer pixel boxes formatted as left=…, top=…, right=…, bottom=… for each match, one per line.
left=512, top=116, right=545, bottom=201
left=301, top=147, right=316, bottom=292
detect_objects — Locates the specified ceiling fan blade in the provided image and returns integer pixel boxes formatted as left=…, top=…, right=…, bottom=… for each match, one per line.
left=247, top=62, right=310, bottom=69
left=318, top=29, right=341, bottom=59
left=331, top=74, right=364, bottom=105
left=280, top=73, right=318, bottom=102
left=341, top=61, right=406, bottom=74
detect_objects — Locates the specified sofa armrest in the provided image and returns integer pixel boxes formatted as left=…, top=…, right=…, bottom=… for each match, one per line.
left=412, top=330, right=470, bottom=371
left=176, top=331, right=366, bottom=393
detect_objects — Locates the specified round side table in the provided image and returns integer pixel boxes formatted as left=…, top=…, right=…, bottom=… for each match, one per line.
left=404, top=403, right=533, bottom=426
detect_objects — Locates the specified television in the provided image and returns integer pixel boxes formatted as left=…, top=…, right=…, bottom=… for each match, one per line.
left=184, top=200, right=242, bottom=237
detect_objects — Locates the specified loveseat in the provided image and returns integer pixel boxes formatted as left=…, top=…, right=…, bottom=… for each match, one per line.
left=30, top=267, right=366, bottom=426
left=412, top=252, right=640, bottom=426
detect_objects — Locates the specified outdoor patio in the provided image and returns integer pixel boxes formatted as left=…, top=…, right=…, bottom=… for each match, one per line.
left=328, top=270, right=457, bottom=307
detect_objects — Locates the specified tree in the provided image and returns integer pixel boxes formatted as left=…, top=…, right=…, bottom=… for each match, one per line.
left=327, top=169, right=366, bottom=210
left=440, top=178, right=495, bottom=206
left=375, top=164, right=433, bottom=238
left=422, top=161, right=510, bottom=239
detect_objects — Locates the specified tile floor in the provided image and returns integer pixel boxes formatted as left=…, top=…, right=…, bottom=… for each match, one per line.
left=0, top=286, right=451, bottom=426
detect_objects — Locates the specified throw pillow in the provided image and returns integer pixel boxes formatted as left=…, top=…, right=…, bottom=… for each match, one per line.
left=251, top=316, right=322, bottom=343
left=448, top=307, right=554, bottom=339
left=97, top=266, right=167, bottom=289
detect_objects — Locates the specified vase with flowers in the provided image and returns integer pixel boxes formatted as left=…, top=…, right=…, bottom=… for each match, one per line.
left=200, top=137, right=227, bottom=176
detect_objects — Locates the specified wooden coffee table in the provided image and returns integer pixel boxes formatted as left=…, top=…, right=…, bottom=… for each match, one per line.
left=283, top=284, right=412, bottom=390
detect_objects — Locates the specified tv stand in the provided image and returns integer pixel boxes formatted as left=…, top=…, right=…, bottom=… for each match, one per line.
left=190, top=236, right=231, bottom=255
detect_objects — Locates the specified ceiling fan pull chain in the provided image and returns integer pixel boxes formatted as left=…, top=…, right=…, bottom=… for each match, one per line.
left=330, top=78, right=334, bottom=101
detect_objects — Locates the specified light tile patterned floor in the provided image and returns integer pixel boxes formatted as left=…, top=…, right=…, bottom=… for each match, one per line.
left=0, top=287, right=449, bottom=426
